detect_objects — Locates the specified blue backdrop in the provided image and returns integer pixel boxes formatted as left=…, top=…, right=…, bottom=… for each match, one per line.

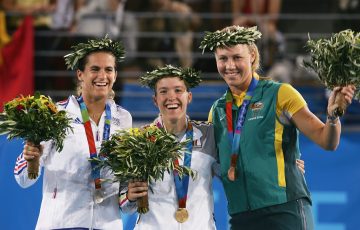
left=1, top=132, right=359, bottom=230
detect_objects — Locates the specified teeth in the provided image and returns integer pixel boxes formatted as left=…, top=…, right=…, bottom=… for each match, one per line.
left=94, top=82, right=107, bottom=86
left=166, top=104, right=179, bottom=109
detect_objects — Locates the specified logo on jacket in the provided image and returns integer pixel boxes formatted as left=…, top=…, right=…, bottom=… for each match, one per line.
left=73, top=117, right=82, bottom=124
left=248, top=102, right=264, bottom=121
left=112, top=117, right=121, bottom=126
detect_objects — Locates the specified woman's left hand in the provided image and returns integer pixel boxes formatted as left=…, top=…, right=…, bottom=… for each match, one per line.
left=327, top=85, right=356, bottom=116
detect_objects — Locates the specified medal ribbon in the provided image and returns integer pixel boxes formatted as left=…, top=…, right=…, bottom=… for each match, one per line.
left=155, top=119, right=193, bottom=209
left=226, top=77, right=258, bottom=170
left=173, top=121, right=193, bottom=209
left=77, top=96, right=111, bottom=189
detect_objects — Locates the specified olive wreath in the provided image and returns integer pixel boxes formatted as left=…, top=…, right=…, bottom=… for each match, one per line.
left=199, top=26, right=262, bottom=53
left=64, top=35, right=125, bottom=70
left=139, top=64, right=201, bottom=90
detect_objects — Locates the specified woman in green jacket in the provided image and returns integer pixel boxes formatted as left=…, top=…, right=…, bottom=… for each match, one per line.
left=200, top=25, right=356, bottom=230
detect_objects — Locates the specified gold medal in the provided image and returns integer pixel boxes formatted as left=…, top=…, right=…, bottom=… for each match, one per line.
left=94, top=189, right=104, bottom=204
left=175, top=208, right=189, bottom=223
left=227, top=166, right=236, bottom=181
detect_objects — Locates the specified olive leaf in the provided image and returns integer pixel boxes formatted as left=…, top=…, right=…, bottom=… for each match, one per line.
left=92, top=125, right=197, bottom=184
left=139, top=64, right=201, bottom=90
left=64, top=34, right=125, bottom=70
left=304, top=29, right=360, bottom=100
left=199, top=26, right=262, bottom=53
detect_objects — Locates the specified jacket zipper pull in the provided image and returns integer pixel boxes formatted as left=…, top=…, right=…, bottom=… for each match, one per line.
left=53, top=187, right=57, bottom=199
left=96, top=129, right=100, bottom=142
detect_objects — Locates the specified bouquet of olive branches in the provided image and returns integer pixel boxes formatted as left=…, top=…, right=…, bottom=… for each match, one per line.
left=92, top=125, right=196, bottom=213
left=0, top=92, right=73, bottom=179
left=304, top=29, right=360, bottom=116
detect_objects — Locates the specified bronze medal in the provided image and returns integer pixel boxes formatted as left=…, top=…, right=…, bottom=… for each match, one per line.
left=228, top=154, right=238, bottom=181
left=94, top=189, right=104, bottom=204
left=175, top=208, right=189, bottom=223
left=227, top=166, right=236, bottom=181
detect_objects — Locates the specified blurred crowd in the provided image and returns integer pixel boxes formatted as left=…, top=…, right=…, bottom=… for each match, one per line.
left=1, top=0, right=359, bottom=88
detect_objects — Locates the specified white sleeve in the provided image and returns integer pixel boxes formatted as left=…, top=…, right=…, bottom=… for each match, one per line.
left=14, top=140, right=54, bottom=188
left=14, top=152, right=41, bottom=188
left=119, top=182, right=138, bottom=214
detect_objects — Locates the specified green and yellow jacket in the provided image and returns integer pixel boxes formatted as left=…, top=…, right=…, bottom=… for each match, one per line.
left=212, top=79, right=311, bottom=215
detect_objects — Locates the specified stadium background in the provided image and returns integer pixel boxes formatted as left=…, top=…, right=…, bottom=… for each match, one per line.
left=1, top=0, right=360, bottom=229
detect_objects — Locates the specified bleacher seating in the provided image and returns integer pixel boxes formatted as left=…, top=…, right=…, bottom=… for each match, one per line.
left=3, top=9, right=359, bottom=128
left=119, top=82, right=228, bottom=121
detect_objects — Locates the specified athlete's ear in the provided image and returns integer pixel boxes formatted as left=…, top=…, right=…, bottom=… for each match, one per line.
left=153, top=95, right=159, bottom=108
left=77, top=69, right=83, bottom=82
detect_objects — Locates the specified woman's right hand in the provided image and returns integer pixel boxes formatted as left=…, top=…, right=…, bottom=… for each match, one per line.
left=127, top=181, right=148, bottom=202
left=296, top=159, right=305, bottom=174
left=23, top=141, right=43, bottom=162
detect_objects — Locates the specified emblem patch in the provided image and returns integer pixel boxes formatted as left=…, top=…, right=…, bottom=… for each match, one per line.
left=248, top=102, right=264, bottom=121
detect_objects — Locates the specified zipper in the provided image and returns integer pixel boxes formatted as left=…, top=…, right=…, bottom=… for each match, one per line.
left=96, top=128, right=100, bottom=142
left=240, top=148, right=250, bottom=210
left=52, top=187, right=57, bottom=199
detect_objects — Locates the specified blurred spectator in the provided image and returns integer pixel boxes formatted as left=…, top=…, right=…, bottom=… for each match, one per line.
left=232, top=0, right=286, bottom=74
left=267, top=58, right=293, bottom=83
left=50, top=0, right=74, bottom=31
left=232, top=0, right=281, bottom=31
left=291, top=55, right=319, bottom=84
left=73, top=0, right=138, bottom=56
left=180, top=0, right=209, bottom=12
left=333, top=0, right=360, bottom=31
left=2, top=0, right=56, bottom=30
left=210, top=0, right=232, bottom=30
left=138, top=0, right=199, bottom=68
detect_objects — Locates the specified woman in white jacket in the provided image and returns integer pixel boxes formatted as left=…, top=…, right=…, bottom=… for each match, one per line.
left=119, top=65, right=218, bottom=230
left=14, top=36, right=132, bottom=230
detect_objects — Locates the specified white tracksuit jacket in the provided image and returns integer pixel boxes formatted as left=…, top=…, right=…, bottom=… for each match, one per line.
left=14, top=95, right=132, bottom=230
left=120, top=118, right=219, bottom=230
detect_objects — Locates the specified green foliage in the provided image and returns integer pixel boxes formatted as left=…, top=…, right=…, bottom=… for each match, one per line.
left=93, top=125, right=196, bottom=184
left=199, top=26, right=262, bottom=53
left=0, top=92, right=73, bottom=151
left=139, top=64, right=202, bottom=90
left=64, top=34, right=125, bottom=70
left=304, top=29, right=360, bottom=100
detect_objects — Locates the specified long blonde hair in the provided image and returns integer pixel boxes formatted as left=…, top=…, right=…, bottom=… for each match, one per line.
left=248, top=43, right=260, bottom=73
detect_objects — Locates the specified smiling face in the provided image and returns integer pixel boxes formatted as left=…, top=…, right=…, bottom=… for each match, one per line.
left=77, top=51, right=117, bottom=102
left=215, top=44, right=255, bottom=95
left=153, top=77, right=192, bottom=125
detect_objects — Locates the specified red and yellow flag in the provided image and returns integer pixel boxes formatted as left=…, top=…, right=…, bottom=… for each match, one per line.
left=0, top=14, right=34, bottom=112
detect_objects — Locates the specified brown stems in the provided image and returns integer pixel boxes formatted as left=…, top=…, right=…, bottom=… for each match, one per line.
left=137, top=193, right=149, bottom=214
left=27, top=157, right=39, bottom=179
left=333, top=93, right=347, bottom=117
left=27, top=142, right=40, bottom=179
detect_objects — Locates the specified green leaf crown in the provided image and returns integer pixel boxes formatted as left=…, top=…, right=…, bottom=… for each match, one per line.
left=139, top=64, right=202, bottom=90
left=64, top=35, right=125, bottom=70
left=199, top=26, right=262, bottom=53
